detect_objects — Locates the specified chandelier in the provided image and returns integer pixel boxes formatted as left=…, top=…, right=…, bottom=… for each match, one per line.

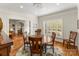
left=33, top=3, right=43, bottom=8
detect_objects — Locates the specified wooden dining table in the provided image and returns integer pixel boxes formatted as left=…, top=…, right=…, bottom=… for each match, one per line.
left=28, top=35, right=52, bottom=43
left=0, top=32, right=13, bottom=56
left=28, top=35, right=52, bottom=53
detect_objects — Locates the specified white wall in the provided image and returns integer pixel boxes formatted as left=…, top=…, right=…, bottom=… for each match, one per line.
left=0, top=10, right=25, bottom=35
left=0, top=9, right=38, bottom=35
left=77, top=5, right=79, bottom=49
left=24, top=15, right=38, bottom=35
left=38, top=7, right=78, bottom=44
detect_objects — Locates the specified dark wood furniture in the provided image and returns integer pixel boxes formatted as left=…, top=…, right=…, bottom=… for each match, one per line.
left=29, top=36, right=43, bottom=56
left=44, top=32, right=56, bottom=53
left=63, top=31, right=77, bottom=49
left=9, top=31, right=15, bottom=39
left=0, top=34, right=13, bottom=56
left=17, top=30, right=23, bottom=35
left=23, top=32, right=30, bottom=50
left=35, top=29, right=41, bottom=36
left=0, top=42, right=13, bottom=56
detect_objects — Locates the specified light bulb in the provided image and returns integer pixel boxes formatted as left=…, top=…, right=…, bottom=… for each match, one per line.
left=56, top=3, right=60, bottom=6
left=20, top=5, right=23, bottom=8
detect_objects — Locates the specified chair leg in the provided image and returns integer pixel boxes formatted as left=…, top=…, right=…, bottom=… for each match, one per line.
left=43, top=44, right=46, bottom=53
left=31, top=54, right=32, bottom=56
left=76, top=47, right=78, bottom=55
left=40, top=53, right=42, bottom=56
left=52, top=47, right=54, bottom=53
left=27, top=44, right=29, bottom=47
left=24, top=45, right=25, bottom=50
left=30, top=52, right=32, bottom=56
left=67, top=43, right=69, bottom=49
left=45, top=44, right=47, bottom=53
left=63, top=40, right=65, bottom=46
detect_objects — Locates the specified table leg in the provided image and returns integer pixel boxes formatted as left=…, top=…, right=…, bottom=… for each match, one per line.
left=45, top=44, right=46, bottom=53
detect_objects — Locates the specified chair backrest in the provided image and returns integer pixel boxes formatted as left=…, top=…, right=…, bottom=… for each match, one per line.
left=23, top=32, right=29, bottom=44
left=9, top=31, right=15, bottom=39
left=51, top=32, right=56, bottom=44
left=69, top=31, right=77, bottom=42
left=18, top=30, right=23, bottom=35
left=29, top=36, right=42, bottom=51
left=35, top=29, right=41, bottom=36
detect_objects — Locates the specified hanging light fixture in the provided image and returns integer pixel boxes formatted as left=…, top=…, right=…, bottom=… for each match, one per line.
left=56, top=3, right=60, bottom=6
left=20, top=5, right=23, bottom=8
left=33, top=3, right=43, bottom=8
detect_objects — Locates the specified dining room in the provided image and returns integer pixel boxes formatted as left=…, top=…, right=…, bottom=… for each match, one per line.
left=0, top=3, right=79, bottom=56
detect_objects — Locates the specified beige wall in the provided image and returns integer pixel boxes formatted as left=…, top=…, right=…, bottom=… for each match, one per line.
left=38, top=7, right=78, bottom=44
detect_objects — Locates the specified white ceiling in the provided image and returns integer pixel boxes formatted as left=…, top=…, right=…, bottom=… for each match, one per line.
left=0, top=3, right=77, bottom=16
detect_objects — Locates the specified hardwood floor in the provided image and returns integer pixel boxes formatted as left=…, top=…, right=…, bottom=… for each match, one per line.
left=10, top=35, right=24, bottom=56
left=54, top=41, right=79, bottom=56
left=9, top=36, right=79, bottom=56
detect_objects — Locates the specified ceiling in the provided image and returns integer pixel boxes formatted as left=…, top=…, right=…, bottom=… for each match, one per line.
left=0, top=3, right=77, bottom=16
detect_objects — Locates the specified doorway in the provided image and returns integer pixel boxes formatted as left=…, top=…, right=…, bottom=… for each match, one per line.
left=9, top=19, right=25, bottom=34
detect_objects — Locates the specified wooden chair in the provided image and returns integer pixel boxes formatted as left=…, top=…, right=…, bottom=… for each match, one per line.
left=44, top=32, right=56, bottom=53
left=18, top=30, right=23, bottom=36
left=63, top=31, right=77, bottom=49
left=35, top=29, right=41, bottom=36
left=9, top=31, right=15, bottom=39
left=29, top=36, right=43, bottom=56
left=23, top=32, right=30, bottom=50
